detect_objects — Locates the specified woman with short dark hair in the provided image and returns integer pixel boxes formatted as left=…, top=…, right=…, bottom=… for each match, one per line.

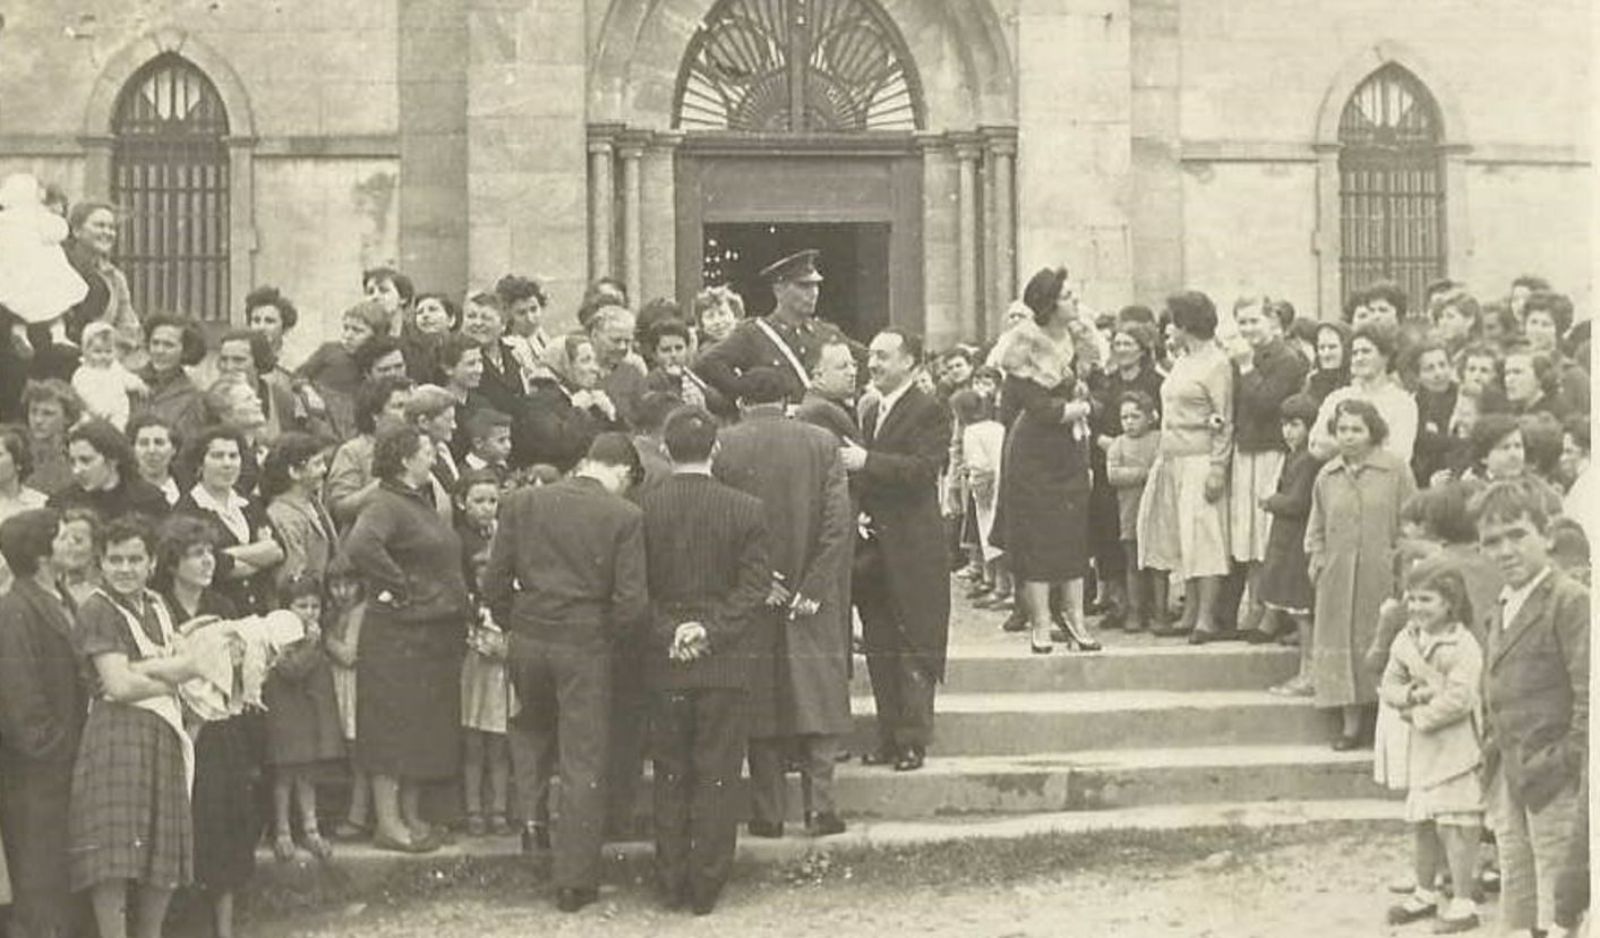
left=1308, top=325, right=1417, bottom=464
left=0, top=507, right=88, bottom=938
left=1136, top=291, right=1235, bottom=642
left=134, top=315, right=209, bottom=447
left=326, top=376, right=414, bottom=528
left=338, top=425, right=470, bottom=852
left=174, top=425, right=284, bottom=613
left=49, top=419, right=168, bottom=522
left=127, top=413, right=183, bottom=506
left=21, top=379, right=82, bottom=496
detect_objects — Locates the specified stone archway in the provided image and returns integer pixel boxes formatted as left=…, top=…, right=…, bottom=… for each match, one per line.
left=83, top=29, right=258, bottom=322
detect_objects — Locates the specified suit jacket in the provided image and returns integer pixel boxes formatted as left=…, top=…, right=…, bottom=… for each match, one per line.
left=714, top=409, right=854, bottom=735
left=1483, top=570, right=1589, bottom=811
left=639, top=474, right=769, bottom=691
left=0, top=578, right=86, bottom=767
left=484, top=475, right=647, bottom=648
left=853, top=384, right=953, bottom=679
left=477, top=339, right=533, bottom=423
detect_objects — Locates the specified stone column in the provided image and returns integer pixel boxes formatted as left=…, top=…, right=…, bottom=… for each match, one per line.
left=226, top=139, right=258, bottom=322
left=587, top=124, right=620, bottom=281
left=80, top=136, right=114, bottom=200
left=918, top=133, right=960, bottom=348
left=1311, top=144, right=1342, bottom=319
left=983, top=127, right=1018, bottom=333
left=466, top=0, right=587, bottom=325
left=618, top=133, right=648, bottom=309
left=953, top=134, right=982, bottom=343
left=398, top=0, right=468, bottom=295
left=641, top=133, right=682, bottom=303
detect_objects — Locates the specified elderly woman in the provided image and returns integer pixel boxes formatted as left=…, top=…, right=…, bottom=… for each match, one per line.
left=517, top=332, right=621, bottom=473
left=21, top=379, right=81, bottom=497
left=128, top=413, right=183, bottom=506
left=0, top=426, right=47, bottom=594
left=327, top=376, right=415, bottom=529
left=339, top=425, right=469, bottom=853
left=992, top=268, right=1100, bottom=653
left=1136, top=291, right=1235, bottom=643
left=133, top=314, right=209, bottom=447
left=176, top=425, right=284, bottom=614
left=1309, top=325, right=1417, bottom=464
left=49, top=419, right=168, bottom=522
left=63, top=202, right=141, bottom=361
left=1306, top=399, right=1416, bottom=749
left=0, top=508, right=89, bottom=938
left=154, top=515, right=259, bottom=938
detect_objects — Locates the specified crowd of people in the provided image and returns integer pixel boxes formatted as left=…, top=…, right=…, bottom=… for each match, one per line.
left=0, top=181, right=1588, bottom=937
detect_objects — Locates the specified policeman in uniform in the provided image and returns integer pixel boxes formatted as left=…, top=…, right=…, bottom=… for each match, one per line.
left=694, top=249, right=862, bottom=404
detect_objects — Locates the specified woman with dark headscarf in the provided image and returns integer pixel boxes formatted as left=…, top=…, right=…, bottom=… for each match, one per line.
left=0, top=508, right=88, bottom=938
left=1304, top=321, right=1352, bottom=406
left=516, top=333, right=622, bottom=473
left=991, top=268, right=1099, bottom=653
left=339, top=425, right=469, bottom=852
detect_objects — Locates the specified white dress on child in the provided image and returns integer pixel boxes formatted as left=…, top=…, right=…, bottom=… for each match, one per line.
left=0, top=174, right=87, bottom=324
left=73, top=362, right=145, bottom=430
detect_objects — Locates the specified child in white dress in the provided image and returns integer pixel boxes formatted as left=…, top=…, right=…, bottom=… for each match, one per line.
left=71, top=322, right=147, bottom=429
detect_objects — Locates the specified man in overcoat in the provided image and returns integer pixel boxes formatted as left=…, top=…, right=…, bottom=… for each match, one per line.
left=694, top=249, right=862, bottom=403
left=483, top=434, right=647, bottom=913
left=639, top=405, right=769, bottom=915
left=796, top=338, right=861, bottom=443
left=840, top=328, right=951, bottom=772
left=714, top=368, right=854, bottom=837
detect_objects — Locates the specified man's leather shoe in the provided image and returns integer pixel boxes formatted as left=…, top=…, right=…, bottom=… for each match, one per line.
left=691, top=887, right=721, bottom=916
left=555, top=887, right=598, bottom=913
left=806, top=811, right=847, bottom=836
left=893, top=746, right=926, bottom=772
left=746, top=820, right=784, bottom=838
left=859, top=747, right=898, bottom=767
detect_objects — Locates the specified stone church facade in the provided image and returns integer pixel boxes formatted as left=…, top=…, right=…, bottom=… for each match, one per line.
left=0, top=0, right=1588, bottom=362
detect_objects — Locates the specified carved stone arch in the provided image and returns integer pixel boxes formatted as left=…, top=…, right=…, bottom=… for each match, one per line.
left=1313, top=41, right=1468, bottom=146
left=589, top=0, right=1015, bottom=130
left=85, top=29, right=256, bottom=139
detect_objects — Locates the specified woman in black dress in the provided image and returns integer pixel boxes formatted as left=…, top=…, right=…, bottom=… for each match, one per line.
left=175, top=425, right=284, bottom=614
left=0, top=508, right=89, bottom=938
left=155, top=515, right=260, bottom=938
left=517, top=333, right=622, bottom=473
left=49, top=420, right=169, bottom=523
left=993, top=268, right=1099, bottom=654
left=339, top=426, right=470, bottom=853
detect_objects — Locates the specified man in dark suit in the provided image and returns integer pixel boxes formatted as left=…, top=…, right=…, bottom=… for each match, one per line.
left=840, top=328, right=952, bottom=772
left=714, top=369, right=854, bottom=838
left=694, top=249, right=862, bottom=403
left=483, top=433, right=647, bottom=914
left=1475, top=479, right=1589, bottom=937
left=639, top=405, right=769, bottom=915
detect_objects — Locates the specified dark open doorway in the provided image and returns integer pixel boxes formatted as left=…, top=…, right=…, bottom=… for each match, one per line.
left=702, top=222, right=890, bottom=343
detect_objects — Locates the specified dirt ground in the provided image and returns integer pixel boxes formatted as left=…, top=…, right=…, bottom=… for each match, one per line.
left=241, top=825, right=1504, bottom=938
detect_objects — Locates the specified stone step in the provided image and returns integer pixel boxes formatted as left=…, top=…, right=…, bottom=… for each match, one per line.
left=849, top=644, right=1299, bottom=695
left=846, top=690, right=1336, bottom=755
left=775, top=745, right=1390, bottom=820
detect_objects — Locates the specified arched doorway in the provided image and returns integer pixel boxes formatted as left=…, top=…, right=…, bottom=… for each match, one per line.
left=672, top=0, right=926, bottom=342
left=1337, top=63, right=1446, bottom=310
left=111, top=53, right=232, bottom=322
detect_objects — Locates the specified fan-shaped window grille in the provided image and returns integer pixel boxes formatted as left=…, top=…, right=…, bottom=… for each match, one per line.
left=1338, top=64, right=1445, bottom=310
left=674, top=0, right=924, bottom=132
left=112, top=54, right=231, bottom=322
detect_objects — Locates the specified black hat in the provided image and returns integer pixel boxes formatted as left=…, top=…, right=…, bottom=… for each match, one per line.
left=760, top=249, right=824, bottom=284
left=733, top=367, right=792, bottom=406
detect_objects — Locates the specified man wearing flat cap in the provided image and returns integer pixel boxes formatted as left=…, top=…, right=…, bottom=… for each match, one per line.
left=694, top=249, right=862, bottom=404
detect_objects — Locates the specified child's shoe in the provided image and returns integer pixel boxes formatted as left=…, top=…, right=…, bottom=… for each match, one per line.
left=1432, top=898, right=1479, bottom=933
left=1387, top=890, right=1438, bottom=925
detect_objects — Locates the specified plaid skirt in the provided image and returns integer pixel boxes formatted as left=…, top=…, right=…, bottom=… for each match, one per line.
left=69, top=702, right=193, bottom=891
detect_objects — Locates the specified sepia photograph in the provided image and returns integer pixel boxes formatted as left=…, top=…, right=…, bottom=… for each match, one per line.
left=0, top=0, right=1590, bottom=935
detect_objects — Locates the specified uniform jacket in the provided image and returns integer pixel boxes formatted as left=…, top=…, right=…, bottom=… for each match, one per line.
left=639, top=474, right=769, bottom=691
left=694, top=314, right=859, bottom=403
left=1483, top=570, right=1589, bottom=811
left=853, top=384, right=953, bottom=680
left=714, top=409, right=854, bottom=735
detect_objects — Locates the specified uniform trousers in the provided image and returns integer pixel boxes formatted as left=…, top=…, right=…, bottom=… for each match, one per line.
left=507, top=634, right=610, bottom=890
left=1490, top=766, right=1587, bottom=931
left=651, top=688, right=747, bottom=905
left=748, top=734, right=839, bottom=825
left=857, top=577, right=935, bottom=752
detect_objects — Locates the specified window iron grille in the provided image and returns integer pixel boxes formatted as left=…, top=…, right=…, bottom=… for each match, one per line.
left=1338, top=64, right=1445, bottom=313
left=674, top=0, right=924, bottom=132
left=111, top=54, right=231, bottom=323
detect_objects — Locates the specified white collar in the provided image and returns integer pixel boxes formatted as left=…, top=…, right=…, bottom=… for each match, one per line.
left=1499, top=565, right=1551, bottom=610
left=189, top=482, right=248, bottom=516
left=876, top=378, right=914, bottom=423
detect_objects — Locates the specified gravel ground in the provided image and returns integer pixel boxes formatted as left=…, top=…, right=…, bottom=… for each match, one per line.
left=240, top=826, right=1501, bottom=938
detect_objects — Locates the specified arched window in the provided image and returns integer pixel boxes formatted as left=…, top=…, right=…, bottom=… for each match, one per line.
left=674, top=0, right=924, bottom=132
left=112, top=54, right=231, bottom=322
left=1338, top=64, right=1445, bottom=309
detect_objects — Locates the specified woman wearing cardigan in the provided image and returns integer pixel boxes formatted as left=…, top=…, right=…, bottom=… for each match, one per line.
left=339, top=425, right=470, bottom=853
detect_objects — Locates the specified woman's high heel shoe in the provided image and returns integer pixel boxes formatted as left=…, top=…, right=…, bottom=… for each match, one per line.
left=1051, top=619, right=1101, bottom=652
left=1029, top=627, right=1054, bottom=655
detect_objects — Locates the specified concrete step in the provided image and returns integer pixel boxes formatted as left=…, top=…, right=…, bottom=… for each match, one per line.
left=847, top=690, right=1336, bottom=755
left=785, top=745, right=1389, bottom=820
left=849, top=644, right=1299, bottom=695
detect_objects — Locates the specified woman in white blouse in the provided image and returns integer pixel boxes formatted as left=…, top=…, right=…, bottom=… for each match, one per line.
left=1308, top=325, right=1416, bottom=465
